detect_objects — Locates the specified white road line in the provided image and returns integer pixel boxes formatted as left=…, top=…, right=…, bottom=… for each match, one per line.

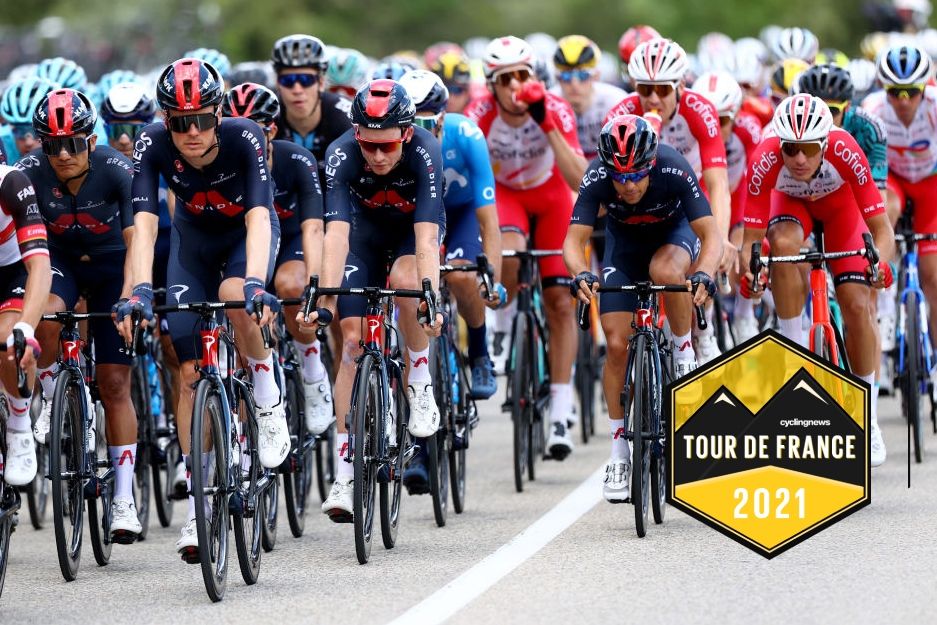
left=386, top=464, right=605, bottom=625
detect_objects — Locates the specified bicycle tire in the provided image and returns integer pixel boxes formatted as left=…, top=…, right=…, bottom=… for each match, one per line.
left=429, top=338, right=450, bottom=527
left=380, top=378, right=405, bottom=549
left=528, top=317, right=543, bottom=480
left=49, top=371, right=84, bottom=581
left=649, top=343, right=667, bottom=525
left=152, top=435, right=176, bottom=528
left=353, top=356, right=379, bottom=564
left=87, top=477, right=113, bottom=566
left=27, top=445, right=49, bottom=530
left=131, top=362, right=152, bottom=540
left=575, top=328, right=595, bottom=445
left=283, top=366, right=311, bottom=538
left=261, top=475, right=278, bottom=552
left=191, top=379, right=229, bottom=602
left=905, top=292, right=924, bottom=464
left=631, top=334, right=652, bottom=538
left=0, top=501, right=11, bottom=597
left=315, top=424, right=335, bottom=504
left=511, top=314, right=531, bottom=493
left=233, top=406, right=263, bottom=585
left=449, top=347, right=470, bottom=514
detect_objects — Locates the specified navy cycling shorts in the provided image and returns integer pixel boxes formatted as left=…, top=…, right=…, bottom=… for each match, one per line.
left=443, top=203, right=483, bottom=263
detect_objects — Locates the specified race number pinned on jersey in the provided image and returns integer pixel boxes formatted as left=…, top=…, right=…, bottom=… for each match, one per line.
left=666, top=330, right=870, bottom=559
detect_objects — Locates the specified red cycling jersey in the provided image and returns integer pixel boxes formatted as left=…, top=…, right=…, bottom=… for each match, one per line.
left=740, top=96, right=774, bottom=128
left=729, top=112, right=762, bottom=228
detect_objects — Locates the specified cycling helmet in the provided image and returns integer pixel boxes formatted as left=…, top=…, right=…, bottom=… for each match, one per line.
left=463, top=37, right=491, bottom=61
left=770, top=27, right=819, bottom=63
left=861, top=32, right=890, bottom=61
left=628, top=38, right=689, bottom=83
left=33, top=88, right=97, bottom=137
left=772, top=94, right=833, bottom=142
left=327, top=48, right=371, bottom=92
left=398, top=70, right=449, bottom=115
left=533, top=58, right=555, bottom=88
left=733, top=48, right=766, bottom=88
left=691, top=71, right=743, bottom=118
left=553, top=35, right=600, bottom=69
left=696, top=32, right=735, bottom=73
left=36, top=57, right=87, bottom=91
left=271, top=34, right=329, bottom=71
left=430, top=50, right=472, bottom=84
left=917, top=28, right=937, bottom=62
left=895, top=0, right=933, bottom=29
left=229, top=61, right=276, bottom=89
left=387, top=51, right=425, bottom=70
left=100, top=82, right=157, bottom=122
left=372, top=61, right=412, bottom=81
left=156, top=58, right=225, bottom=112
left=423, top=42, right=463, bottom=68
left=1, top=77, right=59, bottom=125
left=7, top=64, right=37, bottom=84
left=877, top=44, right=932, bottom=85
left=815, top=48, right=850, bottom=69
left=617, top=25, right=662, bottom=64
left=222, top=82, right=281, bottom=125
left=525, top=33, right=558, bottom=62
left=759, top=25, right=783, bottom=54
left=847, top=58, right=878, bottom=95
left=482, top=36, right=535, bottom=80
left=598, top=114, right=659, bottom=172
left=734, top=37, right=770, bottom=64
left=770, top=58, right=810, bottom=96
left=97, top=70, right=139, bottom=100
left=185, top=48, right=232, bottom=79
left=796, top=64, right=854, bottom=103
left=351, top=79, right=415, bottom=129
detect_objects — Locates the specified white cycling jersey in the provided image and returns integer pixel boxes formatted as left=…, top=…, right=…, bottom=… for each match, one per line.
left=863, top=86, right=937, bottom=183
left=551, top=81, right=628, bottom=159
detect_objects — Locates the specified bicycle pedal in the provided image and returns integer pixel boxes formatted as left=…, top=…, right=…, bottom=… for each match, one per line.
left=111, top=530, right=138, bottom=545
left=180, top=546, right=200, bottom=564
left=327, top=509, right=353, bottom=524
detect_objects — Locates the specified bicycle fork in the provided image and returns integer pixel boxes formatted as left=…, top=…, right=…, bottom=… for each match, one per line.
left=808, top=268, right=841, bottom=367
left=897, top=256, right=935, bottom=389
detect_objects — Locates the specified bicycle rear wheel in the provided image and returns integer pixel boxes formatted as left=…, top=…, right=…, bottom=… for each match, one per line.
left=511, top=314, right=531, bottom=492
left=380, top=379, right=405, bottom=549
left=234, top=410, right=263, bottom=585
left=630, top=334, right=652, bottom=538
left=353, top=357, right=379, bottom=564
left=27, top=444, right=49, bottom=529
left=575, top=328, right=596, bottom=445
left=315, top=424, right=335, bottom=504
left=449, top=350, right=470, bottom=513
left=130, top=360, right=152, bottom=539
left=904, top=293, right=924, bottom=464
left=87, top=476, right=113, bottom=566
left=429, top=339, right=450, bottom=527
left=283, top=366, right=312, bottom=538
left=191, top=379, right=230, bottom=602
left=0, top=491, right=11, bottom=597
left=50, top=371, right=85, bottom=581
left=261, top=475, right=278, bottom=552
left=152, top=433, right=177, bottom=528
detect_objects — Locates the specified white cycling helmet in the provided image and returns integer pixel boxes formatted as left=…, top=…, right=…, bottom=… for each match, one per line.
left=846, top=58, right=877, bottom=95
left=482, top=36, right=535, bottom=80
left=877, top=43, right=932, bottom=85
left=697, top=32, right=735, bottom=73
left=628, top=38, right=690, bottom=83
left=918, top=28, right=937, bottom=61
left=770, top=27, right=819, bottom=63
left=735, top=37, right=770, bottom=63
left=692, top=71, right=743, bottom=118
left=398, top=69, right=449, bottom=114
left=773, top=94, right=833, bottom=142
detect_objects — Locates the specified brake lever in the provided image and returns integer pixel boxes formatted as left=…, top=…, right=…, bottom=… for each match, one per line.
left=253, top=297, right=272, bottom=349
left=418, top=278, right=437, bottom=326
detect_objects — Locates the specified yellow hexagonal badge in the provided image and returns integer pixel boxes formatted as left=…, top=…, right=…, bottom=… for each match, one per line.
left=666, top=330, right=870, bottom=559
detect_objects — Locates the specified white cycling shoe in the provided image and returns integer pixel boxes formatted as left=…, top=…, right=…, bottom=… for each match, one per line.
left=304, top=378, right=335, bottom=435
left=256, top=401, right=290, bottom=468
left=603, top=459, right=631, bottom=503
left=110, top=498, right=142, bottom=544
left=407, top=383, right=440, bottom=437
left=4, top=430, right=37, bottom=486
left=870, top=421, right=886, bottom=467
left=322, top=476, right=353, bottom=523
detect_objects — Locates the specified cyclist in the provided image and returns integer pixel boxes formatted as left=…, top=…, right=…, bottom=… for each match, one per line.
left=99, top=82, right=157, bottom=159
left=17, top=88, right=144, bottom=542
left=325, top=48, right=371, bottom=99
left=733, top=40, right=774, bottom=127
left=428, top=50, right=474, bottom=114
left=606, top=38, right=733, bottom=365
left=464, top=36, right=587, bottom=459
left=0, top=164, right=51, bottom=487
left=222, top=82, right=333, bottom=435
left=372, top=61, right=413, bottom=81
left=299, top=79, right=445, bottom=521
left=35, top=57, right=108, bottom=139
left=564, top=114, right=722, bottom=501
left=114, top=58, right=288, bottom=559
left=769, top=58, right=811, bottom=108
left=767, top=27, right=819, bottom=64
left=0, top=77, right=59, bottom=162
left=552, top=35, right=627, bottom=160
left=616, top=25, right=662, bottom=91
left=740, top=95, right=895, bottom=467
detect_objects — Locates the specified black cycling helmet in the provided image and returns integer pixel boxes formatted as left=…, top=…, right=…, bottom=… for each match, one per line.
left=222, top=82, right=281, bottom=125
left=32, top=88, right=97, bottom=137
left=271, top=34, right=328, bottom=71
left=797, top=63, right=855, bottom=103
left=100, top=82, right=157, bottom=123
left=156, top=58, right=224, bottom=112
left=351, top=79, right=415, bottom=129
left=598, top=114, right=659, bottom=173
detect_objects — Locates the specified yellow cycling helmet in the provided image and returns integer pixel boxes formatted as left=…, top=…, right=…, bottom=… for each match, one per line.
left=860, top=32, right=889, bottom=61
left=430, top=50, right=472, bottom=84
left=771, top=58, right=811, bottom=95
left=553, top=35, right=600, bottom=69
left=815, top=48, right=850, bottom=68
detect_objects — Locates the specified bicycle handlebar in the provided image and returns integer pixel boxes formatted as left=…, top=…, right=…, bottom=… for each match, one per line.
left=576, top=282, right=706, bottom=333
left=441, top=253, right=495, bottom=302
left=297, top=276, right=437, bottom=328
left=502, top=249, right=563, bottom=259
left=0, top=328, right=31, bottom=398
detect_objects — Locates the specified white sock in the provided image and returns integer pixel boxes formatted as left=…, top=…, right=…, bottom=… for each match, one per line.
left=494, top=299, right=516, bottom=334
left=247, top=354, right=279, bottom=407
left=860, top=372, right=877, bottom=425
left=335, top=432, right=353, bottom=480
left=5, top=393, right=30, bottom=431
left=184, top=453, right=212, bottom=520
left=293, top=338, right=325, bottom=382
left=878, top=283, right=897, bottom=318
left=408, top=346, right=431, bottom=384
left=549, top=383, right=573, bottom=425
left=779, top=316, right=806, bottom=348
left=673, top=332, right=694, bottom=364
left=609, top=418, right=629, bottom=461
left=109, top=444, right=136, bottom=501
left=734, top=296, right=754, bottom=320
left=37, top=363, right=58, bottom=400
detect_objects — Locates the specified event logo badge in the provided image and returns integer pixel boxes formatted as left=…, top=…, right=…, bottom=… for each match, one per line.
left=666, top=330, right=870, bottom=559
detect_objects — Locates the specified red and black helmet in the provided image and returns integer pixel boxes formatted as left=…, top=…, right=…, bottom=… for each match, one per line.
left=32, top=88, right=97, bottom=137
left=618, top=25, right=662, bottom=64
left=351, top=79, right=415, bottom=129
left=222, top=82, right=281, bottom=125
left=156, top=58, right=224, bottom=112
left=598, top=114, right=659, bottom=173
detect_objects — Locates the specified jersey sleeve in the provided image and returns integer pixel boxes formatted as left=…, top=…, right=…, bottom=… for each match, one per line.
left=546, top=94, right=583, bottom=156
left=0, top=169, right=48, bottom=260
left=849, top=108, right=889, bottom=189
left=292, top=147, right=324, bottom=222
left=236, top=121, right=274, bottom=211
left=130, top=124, right=165, bottom=216
left=409, top=131, right=445, bottom=225
left=109, top=153, right=135, bottom=230
left=571, top=159, right=607, bottom=227
left=662, top=157, right=713, bottom=222
left=456, top=118, right=496, bottom=209
left=323, top=134, right=357, bottom=224
left=603, top=94, right=641, bottom=126
left=743, top=137, right=783, bottom=228
left=682, top=91, right=727, bottom=170
left=829, top=130, right=886, bottom=218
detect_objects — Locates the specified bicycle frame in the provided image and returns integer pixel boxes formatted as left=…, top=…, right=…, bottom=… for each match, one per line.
left=896, top=235, right=935, bottom=384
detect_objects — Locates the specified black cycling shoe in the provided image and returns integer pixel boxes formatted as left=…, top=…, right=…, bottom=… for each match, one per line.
left=403, top=456, right=430, bottom=495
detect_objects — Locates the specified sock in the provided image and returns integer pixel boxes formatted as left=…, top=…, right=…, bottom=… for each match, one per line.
left=609, top=418, right=629, bottom=461
left=247, top=353, right=279, bottom=407
left=37, top=363, right=58, bottom=400
left=335, top=432, right=353, bottom=480
left=549, top=383, right=573, bottom=425
left=734, top=296, right=754, bottom=320
left=673, top=332, right=694, bottom=364
left=408, top=346, right=431, bottom=384
left=494, top=299, right=516, bottom=334
left=878, top=284, right=896, bottom=318
left=467, top=323, right=488, bottom=362
left=110, top=444, right=136, bottom=501
left=779, top=316, right=806, bottom=348
left=293, top=338, right=326, bottom=382
left=5, top=393, right=30, bottom=431
left=860, top=372, right=877, bottom=425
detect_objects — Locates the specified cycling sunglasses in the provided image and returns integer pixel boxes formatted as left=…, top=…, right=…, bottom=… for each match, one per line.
left=610, top=167, right=652, bottom=184
left=558, top=69, right=592, bottom=83
left=445, top=82, right=468, bottom=95
left=886, top=84, right=925, bottom=99
left=106, top=122, right=146, bottom=141
left=10, top=123, right=36, bottom=141
left=824, top=100, right=848, bottom=116
left=414, top=113, right=443, bottom=132
left=355, top=128, right=406, bottom=153
left=166, top=112, right=218, bottom=133
left=41, top=136, right=89, bottom=156
left=494, top=68, right=532, bottom=87
left=278, top=73, right=320, bottom=89
left=634, top=82, right=678, bottom=98
left=780, top=140, right=825, bottom=158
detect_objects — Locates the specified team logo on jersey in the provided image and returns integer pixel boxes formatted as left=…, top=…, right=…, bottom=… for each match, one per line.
left=174, top=159, right=184, bottom=173
left=52, top=187, right=62, bottom=199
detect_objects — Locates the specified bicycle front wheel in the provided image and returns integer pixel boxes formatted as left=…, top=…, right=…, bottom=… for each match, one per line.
left=630, top=334, right=652, bottom=538
left=27, top=444, right=49, bottom=530
left=353, top=356, right=380, bottom=564
left=0, top=491, right=11, bottom=597
left=283, top=366, right=311, bottom=538
left=131, top=359, right=152, bottom=539
left=575, top=328, right=596, bottom=445
left=50, top=371, right=85, bottom=581
left=380, top=379, right=405, bottom=549
left=905, top=292, right=924, bottom=463
left=429, top=338, right=450, bottom=527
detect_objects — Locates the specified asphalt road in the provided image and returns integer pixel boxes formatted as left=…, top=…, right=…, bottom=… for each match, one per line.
left=1, top=392, right=933, bottom=624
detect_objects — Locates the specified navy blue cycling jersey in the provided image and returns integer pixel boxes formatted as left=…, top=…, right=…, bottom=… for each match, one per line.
left=15, top=145, right=133, bottom=255
left=324, top=126, right=445, bottom=227
left=572, top=145, right=712, bottom=229
left=275, top=91, right=353, bottom=167
left=272, top=139, right=322, bottom=240
left=131, top=117, right=275, bottom=230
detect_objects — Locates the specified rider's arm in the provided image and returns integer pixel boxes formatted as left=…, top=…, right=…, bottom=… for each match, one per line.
left=674, top=159, right=723, bottom=277
left=294, top=146, right=325, bottom=279
left=129, top=126, right=165, bottom=286
left=564, top=159, right=603, bottom=278
left=689, top=215, right=722, bottom=277
left=702, top=167, right=732, bottom=238
left=1, top=169, right=50, bottom=329
left=545, top=97, right=588, bottom=190
left=462, top=119, right=502, bottom=280
left=316, top=139, right=356, bottom=314
left=114, top=154, right=135, bottom=300
left=865, top=213, right=896, bottom=265
left=411, top=130, right=446, bottom=292
left=244, top=206, right=273, bottom=280
left=737, top=136, right=782, bottom=273
left=563, top=223, right=593, bottom=279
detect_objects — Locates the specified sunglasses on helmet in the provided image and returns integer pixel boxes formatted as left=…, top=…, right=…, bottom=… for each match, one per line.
left=445, top=82, right=467, bottom=96
left=824, top=100, right=848, bottom=116
left=106, top=122, right=146, bottom=141
left=41, top=136, right=90, bottom=156
left=355, top=128, right=406, bottom=153
left=634, top=82, right=677, bottom=98
left=610, top=167, right=652, bottom=184
left=494, top=68, right=532, bottom=87
left=167, top=112, right=219, bottom=133
left=557, top=69, right=592, bottom=83
left=413, top=113, right=443, bottom=132
left=278, top=73, right=320, bottom=89
left=885, top=84, right=925, bottom=99
left=780, top=140, right=825, bottom=158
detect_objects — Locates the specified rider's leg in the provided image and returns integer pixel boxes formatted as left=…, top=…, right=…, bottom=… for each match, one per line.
left=767, top=217, right=809, bottom=347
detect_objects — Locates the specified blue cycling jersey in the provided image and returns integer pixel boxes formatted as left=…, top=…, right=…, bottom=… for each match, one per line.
left=440, top=113, right=495, bottom=211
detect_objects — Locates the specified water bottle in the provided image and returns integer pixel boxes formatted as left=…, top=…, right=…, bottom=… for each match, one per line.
left=386, top=391, right=397, bottom=448
left=147, top=355, right=162, bottom=423
left=449, top=348, right=459, bottom=399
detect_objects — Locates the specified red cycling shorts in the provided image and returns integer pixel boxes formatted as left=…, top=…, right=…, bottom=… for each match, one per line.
left=887, top=173, right=937, bottom=256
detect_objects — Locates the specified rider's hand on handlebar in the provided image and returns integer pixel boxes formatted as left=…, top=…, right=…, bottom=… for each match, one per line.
left=687, top=271, right=716, bottom=306
left=115, top=283, right=154, bottom=343
left=866, top=260, right=893, bottom=290
left=570, top=271, right=599, bottom=304
left=739, top=270, right=768, bottom=299
left=484, top=282, right=508, bottom=309
left=418, top=300, right=444, bottom=338
left=243, top=277, right=280, bottom=327
left=5, top=322, right=39, bottom=369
